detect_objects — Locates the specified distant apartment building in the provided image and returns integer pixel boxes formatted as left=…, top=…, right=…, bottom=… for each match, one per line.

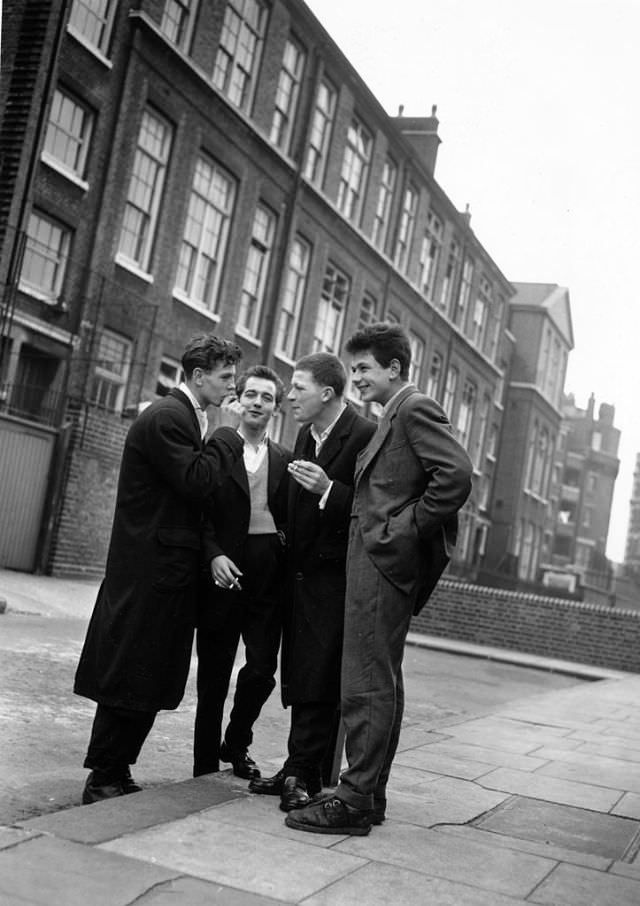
left=483, top=283, right=574, bottom=584
left=624, top=453, right=640, bottom=572
left=0, top=0, right=514, bottom=575
left=543, top=393, right=620, bottom=601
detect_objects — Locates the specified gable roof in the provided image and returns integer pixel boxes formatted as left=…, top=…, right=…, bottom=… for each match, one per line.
left=510, top=282, right=575, bottom=349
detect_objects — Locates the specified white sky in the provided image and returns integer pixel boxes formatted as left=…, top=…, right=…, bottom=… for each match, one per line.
left=305, top=0, right=640, bottom=562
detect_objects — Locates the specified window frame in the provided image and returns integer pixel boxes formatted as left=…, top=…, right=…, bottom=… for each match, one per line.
left=393, top=183, right=417, bottom=274
left=371, top=156, right=396, bottom=251
left=212, top=0, right=267, bottom=114
left=275, top=235, right=311, bottom=360
left=303, top=77, right=336, bottom=187
left=174, top=153, right=237, bottom=315
left=236, top=202, right=276, bottom=339
left=90, top=328, right=132, bottom=413
left=67, top=0, right=117, bottom=56
left=312, top=262, right=350, bottom=354
left=42, top=85, right=94, bottom=179
left=270, top=36, right=306, bottom=153
left=19, top=209, right=71, bottom=303
left=160, top=0, right=197, bottom=53
left=336, top=116, right=373, bottom=224
left=118, top=107, right=173, bottom=273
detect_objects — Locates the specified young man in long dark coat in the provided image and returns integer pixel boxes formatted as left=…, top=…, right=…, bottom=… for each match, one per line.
left=249, top=352, right=375, bottom=811
left=74, top=333, right=244, bottom=804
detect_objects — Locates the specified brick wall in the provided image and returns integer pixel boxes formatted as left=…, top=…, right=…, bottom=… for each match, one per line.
left=49, top=405, right=127, bottom=578
left=413, top=578, right=640, bottom=673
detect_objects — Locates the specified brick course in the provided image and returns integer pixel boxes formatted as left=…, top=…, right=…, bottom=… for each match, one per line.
left=413, top=578, right=640, bottom=673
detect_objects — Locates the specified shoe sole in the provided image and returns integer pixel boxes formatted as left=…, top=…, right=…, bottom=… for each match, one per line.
left=284, top=815, right=371, bottom=835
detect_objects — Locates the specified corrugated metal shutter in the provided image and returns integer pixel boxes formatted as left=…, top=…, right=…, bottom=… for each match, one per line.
left=0, top=416, right=55, bottom=570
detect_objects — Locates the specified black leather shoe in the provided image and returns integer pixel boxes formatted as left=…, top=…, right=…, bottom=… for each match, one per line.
left=249, top=768, right=286, bottom=795
left=280, top=776, right=311, bottom=812
left=219, top=741, right=261, bottom=780
left=249, top=768, right=322, bottom=798
left=285, top=795, right=373, bottom=835
left=82, top=771, right=125, bottom=805
left=121, top=767, right=142, bottom=794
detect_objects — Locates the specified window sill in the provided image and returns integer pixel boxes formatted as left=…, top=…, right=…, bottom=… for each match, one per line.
left=66, top=25, right=113, bottom=69
left=18, top=281, right=59, bottom=305
left=115, top=253, right=154, bottom=283
left=274, top=350, right=296, bottom=369
left=235, top=326, right=263, bottom=348
left=172, top=289, right=220, bottom=321
left=41, top=153, right=89, bottom=191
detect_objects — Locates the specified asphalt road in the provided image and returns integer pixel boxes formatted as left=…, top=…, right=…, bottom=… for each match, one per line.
left=0, top=606, right=586, bottom=826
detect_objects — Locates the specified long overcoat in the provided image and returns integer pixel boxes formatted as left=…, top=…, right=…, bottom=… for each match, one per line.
left=74, top=389, right=243, bottom=712
left=281, top=405, right=375, bottom=706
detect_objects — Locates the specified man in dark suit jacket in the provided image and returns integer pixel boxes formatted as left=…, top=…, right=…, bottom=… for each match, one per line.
left=194, top=365, right=291, bottom=780
left=250, top=353, right=375, bottom=811
left=74, top=334, right=244, bottom=804
left=286, top=323, right=473, bottom=836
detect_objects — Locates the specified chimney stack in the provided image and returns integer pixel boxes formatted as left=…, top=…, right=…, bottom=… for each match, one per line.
left=393, top=104, right=441, bottom=176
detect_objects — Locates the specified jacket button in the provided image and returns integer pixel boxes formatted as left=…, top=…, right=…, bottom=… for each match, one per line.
left=295, top=572, right=304, bottom=580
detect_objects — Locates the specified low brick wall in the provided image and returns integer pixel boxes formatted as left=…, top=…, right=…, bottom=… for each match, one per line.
left=413, top=578, right=640, bottom=674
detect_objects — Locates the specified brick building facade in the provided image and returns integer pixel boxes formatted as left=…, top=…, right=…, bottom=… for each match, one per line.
left=1, top=0, right=521, bottom=577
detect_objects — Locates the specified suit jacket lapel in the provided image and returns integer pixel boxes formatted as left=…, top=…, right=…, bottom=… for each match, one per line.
left=267, top=440, right=287, bottom=500
left=355, top=385, right=417, bottom=482
left=169, top=388, right=201, bottom=443
left=230, top=455, right=250, bottom=497
left=317, top=406, right=352, bottom=469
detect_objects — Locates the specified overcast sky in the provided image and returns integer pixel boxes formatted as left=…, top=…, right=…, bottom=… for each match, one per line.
left=305, top=0, right=640, bottom=561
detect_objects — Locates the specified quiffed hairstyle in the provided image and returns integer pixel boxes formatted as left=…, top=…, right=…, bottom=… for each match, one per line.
left=181, top=334, right=243, bottom=379
left=294, top=352, right=346, bottom=397
left=345, top=322, right=411, bottom=380
left=236, top=364, right=285, bottom=406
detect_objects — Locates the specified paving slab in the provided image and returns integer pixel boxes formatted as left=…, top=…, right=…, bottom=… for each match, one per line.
left=18, top=776, right=246, bottom=844
left=472, top=795, right=639, bottom=859
left=611, top=860, right=640, bottom=881
left=0, top=826, right=38, bottom=850
left=300, top=860, right=528, bottom=906
left=134, top=875, right=287, bottom=906
left=417, top=739, right=549, bottom=772
left=383, top=776, right=509, bottom=826
left=0, top=834, right=179, bottom=906
left=394, top=746, right=496, bottom=780
left=199, top=795, right=348, bottom=849
left=101, top=813, right=367, bottom=901
left=436, top=823, right=612, bottom=871
left=395, top=727, right=451, bottom=749
left=334, top=820, right=556, bottom=898
left=613, top=792, right=640, bottom=820
left=573, top=739, right=640, bottom=764
left=478, top=766, right=622, bottom=811
left=531, top=747, right=640, bottom=793
left=530, top=862, right=640, bottom=906
left=442, top=716, right=573, bottom=754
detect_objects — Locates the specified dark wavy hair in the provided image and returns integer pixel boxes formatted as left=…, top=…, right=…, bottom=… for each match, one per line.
left=345, top=322, right=411, bottom=380
left=181, top=334, right=242, bottom=379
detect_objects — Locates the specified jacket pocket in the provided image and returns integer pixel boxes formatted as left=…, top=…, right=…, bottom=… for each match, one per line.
left=153, top=528, right=200, bottom=590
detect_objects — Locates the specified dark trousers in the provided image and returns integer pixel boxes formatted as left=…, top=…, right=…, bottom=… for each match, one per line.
left=335, top=520, right=414, bottom=811
left=283, top=701, right=340, bottom=786
left=194, top=533, right=283, bottom=776
left=84, top=703, right=156, bottom=775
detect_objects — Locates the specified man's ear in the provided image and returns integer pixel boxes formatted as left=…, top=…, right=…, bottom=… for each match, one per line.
left=389, top=358, right=402, bottom=378
left=321, top=386, right=335, bottom=402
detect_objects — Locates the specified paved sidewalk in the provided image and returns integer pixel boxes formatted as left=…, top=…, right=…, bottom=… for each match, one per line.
left=2, top=672, right=640, bottom=905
